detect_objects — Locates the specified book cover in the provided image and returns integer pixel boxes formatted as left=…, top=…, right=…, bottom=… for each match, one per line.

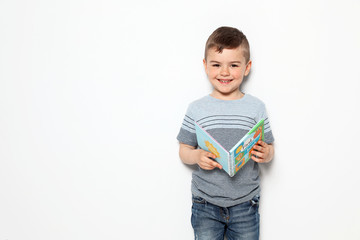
left=194, top=119, right=264, bottom=177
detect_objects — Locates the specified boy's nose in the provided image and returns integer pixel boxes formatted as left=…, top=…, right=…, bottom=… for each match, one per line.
left=220, top=67, right=230, bottom=76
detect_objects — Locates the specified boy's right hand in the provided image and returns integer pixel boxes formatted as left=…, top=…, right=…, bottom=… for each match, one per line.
left=195, top=149, right=222, bottom=170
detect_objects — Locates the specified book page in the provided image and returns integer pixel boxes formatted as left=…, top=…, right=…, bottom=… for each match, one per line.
left=230, top=119, right=264, bottom=174
left=194, top=122, right=230, bottom=173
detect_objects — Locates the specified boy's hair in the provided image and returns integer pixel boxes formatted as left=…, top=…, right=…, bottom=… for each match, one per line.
left=205, top=26, right=250, bottom=63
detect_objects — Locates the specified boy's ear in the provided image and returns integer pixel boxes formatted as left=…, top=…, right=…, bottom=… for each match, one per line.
left=244, top=60, right=252, bottom=76
left=203, top=59, right=208, bottom=73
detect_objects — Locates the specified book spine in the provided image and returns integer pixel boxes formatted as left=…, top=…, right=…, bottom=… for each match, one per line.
left=229, top=152, right=234, bottom=177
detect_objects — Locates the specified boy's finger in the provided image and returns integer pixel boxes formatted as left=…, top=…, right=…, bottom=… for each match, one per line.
left=211, top=160, right=222, bottom=169
left=253, top=145, right=262, bottom=152
left=251, top=155, right=263, bottom=163
left=202, top=161, right=217, bottom=170
left=203, top=152, right=222, bottom=169
left=206, top=152, right=217, bottom=159
left=258, top=141, right=267, bottom=147
left=252, top=150, right=264, bottom=158
left=204, top=157, right=222, bottom=169
left=200, top=163, right=212, bottom=170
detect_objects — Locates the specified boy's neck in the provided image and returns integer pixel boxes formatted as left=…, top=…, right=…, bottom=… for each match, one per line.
left=210, top=91, right=245, bottom=101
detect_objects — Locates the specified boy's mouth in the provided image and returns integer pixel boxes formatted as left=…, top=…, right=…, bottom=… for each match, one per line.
left=218, top=79, right=233, bottom=84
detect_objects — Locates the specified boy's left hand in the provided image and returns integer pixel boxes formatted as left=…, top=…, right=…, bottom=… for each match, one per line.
left=251, top=141, right=274, bottom=163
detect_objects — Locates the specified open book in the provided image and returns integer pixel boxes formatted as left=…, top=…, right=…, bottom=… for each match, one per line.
left=195, top=119, right=264, bottom=177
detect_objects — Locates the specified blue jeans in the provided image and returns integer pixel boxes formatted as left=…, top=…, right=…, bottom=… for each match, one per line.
left=191, top=195, right=260, bottom=240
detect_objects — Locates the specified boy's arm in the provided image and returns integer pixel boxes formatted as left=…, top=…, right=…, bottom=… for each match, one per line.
left=251, top=141, right=274, bottom=163
left=179, top=143, right=222, bottom=170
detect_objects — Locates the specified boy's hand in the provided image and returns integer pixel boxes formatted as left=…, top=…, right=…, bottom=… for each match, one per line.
left=179, top=143, right=222, bottom=170
left=251, top=141, right=274, bottom=163
left=195, top=149, right=222, bottom=170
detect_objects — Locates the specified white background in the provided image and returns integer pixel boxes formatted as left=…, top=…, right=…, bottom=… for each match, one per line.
left=1, top=0, right=360, bottom=239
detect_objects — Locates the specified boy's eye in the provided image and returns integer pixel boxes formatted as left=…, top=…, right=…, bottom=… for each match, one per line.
left=231, top=64, right=239, bottom=68
left=212, top=64, right=220, bottom=67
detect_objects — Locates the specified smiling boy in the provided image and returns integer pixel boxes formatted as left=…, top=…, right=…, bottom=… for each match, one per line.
left=177, top=27, right=275, bottom=240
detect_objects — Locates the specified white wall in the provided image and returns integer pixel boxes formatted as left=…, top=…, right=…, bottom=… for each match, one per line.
left=1, top=0, right=360, bottom=239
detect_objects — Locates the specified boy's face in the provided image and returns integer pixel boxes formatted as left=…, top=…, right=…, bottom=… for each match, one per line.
left=203, top=46, right=251, bottom=100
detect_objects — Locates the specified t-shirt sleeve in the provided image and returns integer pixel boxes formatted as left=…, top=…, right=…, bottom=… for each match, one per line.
left=257, top=103, right=275, bottom=144
left=176, top=106, right=197, bottom=147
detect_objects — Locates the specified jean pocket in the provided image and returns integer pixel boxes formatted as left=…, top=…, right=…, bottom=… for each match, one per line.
left=192, top=195, right=206, bottom=204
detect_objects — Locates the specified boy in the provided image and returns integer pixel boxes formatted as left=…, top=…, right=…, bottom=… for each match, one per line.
left=177, top=27, right=275, bottom=240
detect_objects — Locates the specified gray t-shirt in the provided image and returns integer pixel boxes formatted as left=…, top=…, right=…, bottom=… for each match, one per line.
left=177, top=94, right=274, bottom=207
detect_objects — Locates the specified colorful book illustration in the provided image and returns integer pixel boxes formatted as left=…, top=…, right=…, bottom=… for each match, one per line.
left=194, top=119, right=264, bottom=177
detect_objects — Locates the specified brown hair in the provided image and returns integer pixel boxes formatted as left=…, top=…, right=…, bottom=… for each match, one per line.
left=204, top=26, right=250, bottom=63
